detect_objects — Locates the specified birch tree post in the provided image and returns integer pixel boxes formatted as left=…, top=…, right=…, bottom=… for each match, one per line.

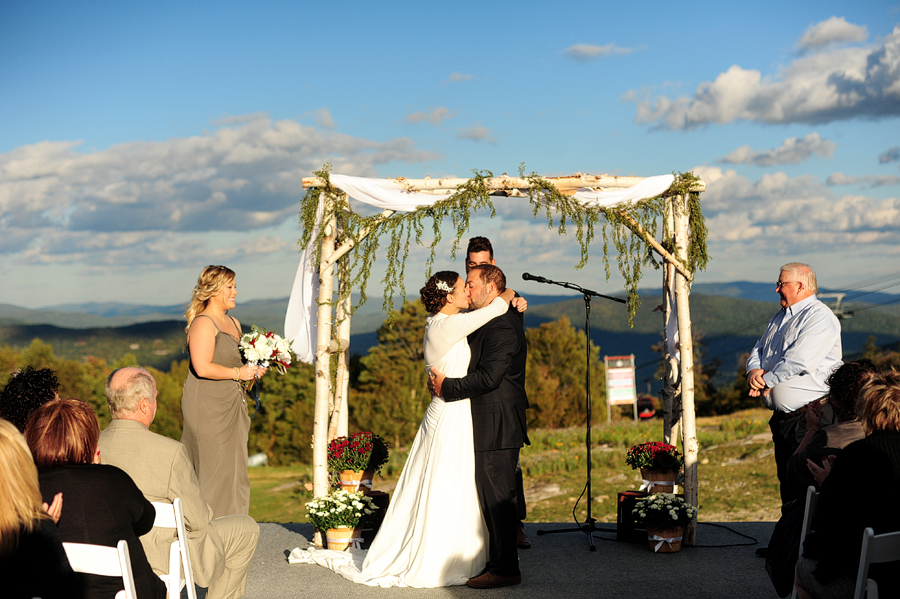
left=662, top=210, right=681, bottom=448
left=673, top=193, right=700, bottom=545
left=328, top=211, right=352, bottom=442
left=332, top=273, right=352, bottom=439
left=312, top=200, right=337, bottom=507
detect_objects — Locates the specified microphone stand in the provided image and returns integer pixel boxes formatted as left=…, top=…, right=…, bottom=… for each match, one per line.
left=525, top=274, right=625, bottom=551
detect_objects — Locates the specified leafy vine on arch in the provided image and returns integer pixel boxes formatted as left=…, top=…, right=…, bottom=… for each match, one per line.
left=298, top=164, right=708, bottom=325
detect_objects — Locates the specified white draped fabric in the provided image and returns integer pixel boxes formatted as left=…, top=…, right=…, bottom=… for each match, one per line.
left=284, top=193, right=324, bottom=363
left=284, top=173, right=675, bottom=362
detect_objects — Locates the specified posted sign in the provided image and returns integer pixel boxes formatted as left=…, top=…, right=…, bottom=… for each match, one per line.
left=604, top=355, right=637, bottom=406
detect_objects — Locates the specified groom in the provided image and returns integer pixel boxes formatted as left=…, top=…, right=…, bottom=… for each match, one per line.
left=430, top=264, right=529, bottom=589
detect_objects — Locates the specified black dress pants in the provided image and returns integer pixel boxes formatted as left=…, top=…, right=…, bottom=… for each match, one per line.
left=475, top=448, right=520, bottom=577
left=769, top=402, right=834, bottom=504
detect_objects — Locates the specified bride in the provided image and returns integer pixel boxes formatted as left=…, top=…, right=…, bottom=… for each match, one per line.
left=310, top=270, right=519, bottom=587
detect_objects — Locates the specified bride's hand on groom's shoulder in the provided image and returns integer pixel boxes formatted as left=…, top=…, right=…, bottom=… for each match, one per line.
left=511, top=296, right=527, bottom=312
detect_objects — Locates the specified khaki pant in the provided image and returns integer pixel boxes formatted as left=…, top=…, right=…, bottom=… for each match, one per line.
left=204, top=515, right=259, bottom=599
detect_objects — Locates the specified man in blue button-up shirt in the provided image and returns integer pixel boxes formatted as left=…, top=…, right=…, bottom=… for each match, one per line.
left=747, top=263, right=842, bottom=505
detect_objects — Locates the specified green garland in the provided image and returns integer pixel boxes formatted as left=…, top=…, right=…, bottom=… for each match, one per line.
left=298, top=164, right=708, bottom=326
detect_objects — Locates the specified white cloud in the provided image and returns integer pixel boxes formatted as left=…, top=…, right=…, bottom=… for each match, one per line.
left=405, top=106, right=458, bottom=126
left=16, top=229, right=291, bottom=269
left=633, top=22, right=900, bottom=129
left=565, top=43, right=634, bottom=62
left=796, top=16, right=868, bottom=52
left=720, top=133, right=836, bottom=166
left=826, top=172, right=900, bottom=188
left=0, top=115, right=439, bottom=266
left=456, top=126, right=495, bottom=143
left=444, top=72, right=474, bottom=84
left=694, top=166, right=900, bottom=256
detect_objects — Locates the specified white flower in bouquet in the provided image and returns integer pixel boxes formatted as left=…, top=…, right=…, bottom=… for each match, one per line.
left=239, top=325, right=297, bottom=373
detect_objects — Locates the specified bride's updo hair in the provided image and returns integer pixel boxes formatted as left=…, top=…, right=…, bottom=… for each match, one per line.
left=184, top=265, right=236, bottom=332
left=420, top=271, right=460, bottom=314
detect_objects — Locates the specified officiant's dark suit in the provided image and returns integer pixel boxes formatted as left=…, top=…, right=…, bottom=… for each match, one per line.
left=441, top=265, right=530, bottom=581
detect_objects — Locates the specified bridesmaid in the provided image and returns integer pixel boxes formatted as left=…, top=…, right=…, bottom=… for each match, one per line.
left=180, top=265, right=266, bottom=518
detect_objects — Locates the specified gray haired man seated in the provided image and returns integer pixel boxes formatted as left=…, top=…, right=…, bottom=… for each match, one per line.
left=99, top=367, right=259, bottom=599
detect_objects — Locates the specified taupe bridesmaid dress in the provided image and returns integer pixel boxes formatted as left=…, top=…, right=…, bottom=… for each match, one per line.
left=181, top=314, right=251, bottom=518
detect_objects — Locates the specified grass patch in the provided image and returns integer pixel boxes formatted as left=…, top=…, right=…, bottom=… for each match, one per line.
left=248, top=465, right=312, bottom=523
left=249, top=408, right=780, bottom=524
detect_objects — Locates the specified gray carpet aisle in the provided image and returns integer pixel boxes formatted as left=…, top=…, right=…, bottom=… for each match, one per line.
left=239, top=521, right=779, bottom=599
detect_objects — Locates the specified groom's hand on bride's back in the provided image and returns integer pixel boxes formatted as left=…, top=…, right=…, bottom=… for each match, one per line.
left=428, top=367, right=445, bottom=397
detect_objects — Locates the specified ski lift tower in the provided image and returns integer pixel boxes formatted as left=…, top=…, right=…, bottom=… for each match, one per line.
left=819, top=292, right=852, bottom=319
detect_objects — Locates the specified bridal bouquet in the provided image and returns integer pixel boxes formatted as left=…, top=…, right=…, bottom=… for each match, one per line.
left=239, top=325, right=296, bottom=378
left=238, top=327, right=296, bottom=417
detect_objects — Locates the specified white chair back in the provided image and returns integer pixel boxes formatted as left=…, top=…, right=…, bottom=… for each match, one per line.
left=63, top=539, right=137, bottom=599
left=791, top=486, right=820, bottom=599
left=152, top=498, right=198, bottom=599
left=866, top=578, right=878, bottom=599
left=853, top=527, right=900, bottom=599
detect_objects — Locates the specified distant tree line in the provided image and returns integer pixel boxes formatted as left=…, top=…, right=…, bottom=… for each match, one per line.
left=5, top=308, right=897, bottom=465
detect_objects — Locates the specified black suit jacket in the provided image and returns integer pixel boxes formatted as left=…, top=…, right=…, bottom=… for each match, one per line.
left=442, top=305, right=530, bottom=451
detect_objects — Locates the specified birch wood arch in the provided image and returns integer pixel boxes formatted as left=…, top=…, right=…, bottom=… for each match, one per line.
left=293, top=166, right=708, bottom=544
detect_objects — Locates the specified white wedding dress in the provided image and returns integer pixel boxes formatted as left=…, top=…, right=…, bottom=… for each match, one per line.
left=293, top=296, right=507, bottom=587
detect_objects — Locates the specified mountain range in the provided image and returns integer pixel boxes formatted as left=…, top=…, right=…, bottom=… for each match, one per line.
left=4, top=281, right=898, bottom=329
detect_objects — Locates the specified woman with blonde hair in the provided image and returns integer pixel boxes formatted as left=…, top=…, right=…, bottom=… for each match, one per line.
left=27, top=398, right=164, bottom=599
left=0, top=419, right=79, bottom=598
left=181, top=265, right=265, bottom=518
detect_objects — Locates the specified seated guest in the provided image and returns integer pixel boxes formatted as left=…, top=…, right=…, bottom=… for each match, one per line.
left=786, top=359, right=878, bottom=500
left=797, top=370, right=900, bottom=599
left=0, top=419, right=80, bottom=599
left=0, top=366, right=60, bottom=432
left=100, top=367, right=259, bottom=599
left=26, top=398, right=165, bottom=599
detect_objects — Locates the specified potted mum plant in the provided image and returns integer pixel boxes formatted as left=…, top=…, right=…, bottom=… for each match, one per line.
left=327, top=431, right=390, bottom=494
left=631, top=493, right=697, bottom=553
left=305, top=489, right=380, bottom=551
left=625, top=441, right=684, bottom=493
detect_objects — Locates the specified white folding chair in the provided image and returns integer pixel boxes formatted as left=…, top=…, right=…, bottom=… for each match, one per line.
left=791, top=485, right=820, bottom=599
left=866, top=579, right=878, bottom=599
left=152, top=498, right=198, bottom=599
left=63, top=539, right=137, bottom=599
left=853, top=527, right=900, bottom=599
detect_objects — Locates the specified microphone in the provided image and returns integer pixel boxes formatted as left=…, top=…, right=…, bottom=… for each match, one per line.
left=522, top=273, right=548, bottom=283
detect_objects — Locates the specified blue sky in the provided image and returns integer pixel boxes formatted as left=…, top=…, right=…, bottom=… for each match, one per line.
left=2, top=1, right=899, bottom=310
